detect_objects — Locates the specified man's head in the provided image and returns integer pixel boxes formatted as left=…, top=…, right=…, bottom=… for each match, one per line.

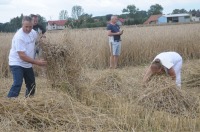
left=31, top=14, right=38, bottom=26
left=151, top=59, right=163, bottom=74
left=110, top=15, right=118, bottom=24
left=22, top=16, right=33, bottom=34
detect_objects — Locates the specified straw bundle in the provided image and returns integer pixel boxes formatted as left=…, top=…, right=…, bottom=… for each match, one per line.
left=0, top=47, right=9, bottom=78
left=40, top=38, right=81, bottom=88
left=91, top=70, right=123, bottom=95
left=138, top=76, right=199, bottom=115
left=0, top=93, right=119, bottom=131
left=185, top=61, right=200, bottom=87
left=82, top=70, right=127, bottom=113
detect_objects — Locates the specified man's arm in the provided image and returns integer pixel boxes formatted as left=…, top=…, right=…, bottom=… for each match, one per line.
left=143, top=66, right=153, bottom=83
left=18, top=51, right=47, bottom=66
left=107, top=30, right=123, bottom=36
left=168, top=67, right=176, bottom=80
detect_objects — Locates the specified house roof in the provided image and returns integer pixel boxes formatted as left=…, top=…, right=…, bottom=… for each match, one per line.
left=48, top=20, right=67, bottom=26
left=118, top=18, right=125, bottom=23
left=144, top=14, right=162, bottom=24
left=163, top=13, right=190, bottom=17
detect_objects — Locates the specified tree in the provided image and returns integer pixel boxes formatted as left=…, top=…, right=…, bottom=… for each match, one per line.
left=71, top=5, right=84, bottom=20
left=122, top=5, right=137, bottom=14
left=59, top=10, right=68, bottom=20
left=93, top=16, right=105, bottom=22
left=122, top=5, right=138, bottom=18
left=37, top=15, right=47, bottom=30
left=0, top=23, right=3, bottom=31
left=66, top=17, right=75, bottom=28
left=105, top=14, right=112, bottom=21
left=118, top=14, right=127, bottom=19
left=189, top=9, right=197, bottom=16
left=0, top=14, right=46, bottom=32
left=172, top=9, right=188, bottom=14
left=79, top=13, right=94, bottom=23
left=121, top=4, right=148, bottom=25
left=134, top=10, right=148, bottom=24
left=148, top=4, right=163, bottom=16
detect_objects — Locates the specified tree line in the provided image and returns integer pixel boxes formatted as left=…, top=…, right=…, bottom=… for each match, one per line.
left=60, top=4, right=199, bottom=28
left=0, top=14, right=46, bottom=32
left=60, top=4, right=164, bottom=28
left=0, top=4, right=200, bottom=32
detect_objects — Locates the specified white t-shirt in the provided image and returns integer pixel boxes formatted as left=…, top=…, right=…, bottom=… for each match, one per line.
left=153, top=52, right=182, bottom=69
left=9, top=28, right=38, bottom=68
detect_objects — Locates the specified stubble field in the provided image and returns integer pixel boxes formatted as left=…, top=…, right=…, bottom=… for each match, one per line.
left=0, top=23, right=200, bottom=131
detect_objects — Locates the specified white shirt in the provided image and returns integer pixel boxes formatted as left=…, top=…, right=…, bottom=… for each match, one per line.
left=9, top=28, right=38, bottom=68
left=153, top=52, right=182, bottom=69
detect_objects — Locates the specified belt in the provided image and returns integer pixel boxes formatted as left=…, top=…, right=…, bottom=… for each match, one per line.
left=114, top=40, right=121, bottom=42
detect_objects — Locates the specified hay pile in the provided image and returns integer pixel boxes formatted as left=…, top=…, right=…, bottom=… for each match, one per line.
left=185, top=61, right=200, bottom=87
left=40, top=38, right=81, bottom=88
left=138, top=76, right=199, bottom=115
left=91, top=70, right=123, bottom=95
left=0, top=47, right=9, bottom=78
left=0, top=93, right=119, bottom=131
left=83, top=70, right=130, bottom=113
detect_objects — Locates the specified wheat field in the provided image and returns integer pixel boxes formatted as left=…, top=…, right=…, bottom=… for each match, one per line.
left=0, top=23, right=200, bottom=131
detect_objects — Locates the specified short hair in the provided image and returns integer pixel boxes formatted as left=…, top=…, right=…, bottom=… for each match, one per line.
left=30, top=14, right=38, bottom=18
left=151, top=59, right=162, bottom=69
left=22, top=16, right=32, bottom=23
left=111, top=15, right=118, bottom=20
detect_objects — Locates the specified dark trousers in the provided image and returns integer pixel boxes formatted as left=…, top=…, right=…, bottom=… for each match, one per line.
left=7, top=66, right=36, bottom=98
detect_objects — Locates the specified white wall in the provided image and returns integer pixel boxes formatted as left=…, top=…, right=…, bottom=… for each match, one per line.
left=192, top=17, right=200, bottom=22
left=47, top=23, right=66, bottom=30
left=178, top=16, right=190, bottom=23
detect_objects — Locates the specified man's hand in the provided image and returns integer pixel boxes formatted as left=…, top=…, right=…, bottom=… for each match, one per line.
left=120, top=30, right=124, bottom=35
left=18, top=51, right=47, bottom=66
left=41, top=34, right=46, bottom=38
left=168, top=68, right=176, bottom=80
left=33, top=59, right=47, bottom=66
left=117, top=30, right=123, bottom=35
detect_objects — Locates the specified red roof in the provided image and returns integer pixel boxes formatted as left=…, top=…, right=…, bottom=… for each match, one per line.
left=144, top=14, right=162, bottom=24
left=118, top=18, right=125, bottom=23
left=48, top=20, right=67, bottom=26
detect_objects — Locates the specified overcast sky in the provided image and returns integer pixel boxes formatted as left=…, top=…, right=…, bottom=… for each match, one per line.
left=0, top=0, right=200, bottom=23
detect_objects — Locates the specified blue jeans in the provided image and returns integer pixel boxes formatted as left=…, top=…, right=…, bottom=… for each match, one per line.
left=7, top=66, right=36, bottom=98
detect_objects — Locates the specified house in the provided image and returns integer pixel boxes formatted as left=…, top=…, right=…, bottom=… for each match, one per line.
left=47, top=20, right=67, bottom=30
left=191, top=13, right=200, bottom=22
left=143, top=14, right=162, bottom=24
left=158, top=14, right=191, bottom=24
left=144, top=13, right=191, bottom=24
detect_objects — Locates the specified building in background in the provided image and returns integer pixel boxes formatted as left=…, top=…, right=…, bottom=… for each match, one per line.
left=144, top=13, right=192, bottom=24
left=191, top=12, right=200, bottom=22
left=47, top=20, right=67, bottom=30
left=158, top=14, right=191, bottom=24
left=143, top=14, right=162, bottom=24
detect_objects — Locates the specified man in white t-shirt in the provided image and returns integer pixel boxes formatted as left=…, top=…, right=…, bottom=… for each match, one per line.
left=143, top=52, right=183, bottom=88
left=7, top=16, right=47, bottom=98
